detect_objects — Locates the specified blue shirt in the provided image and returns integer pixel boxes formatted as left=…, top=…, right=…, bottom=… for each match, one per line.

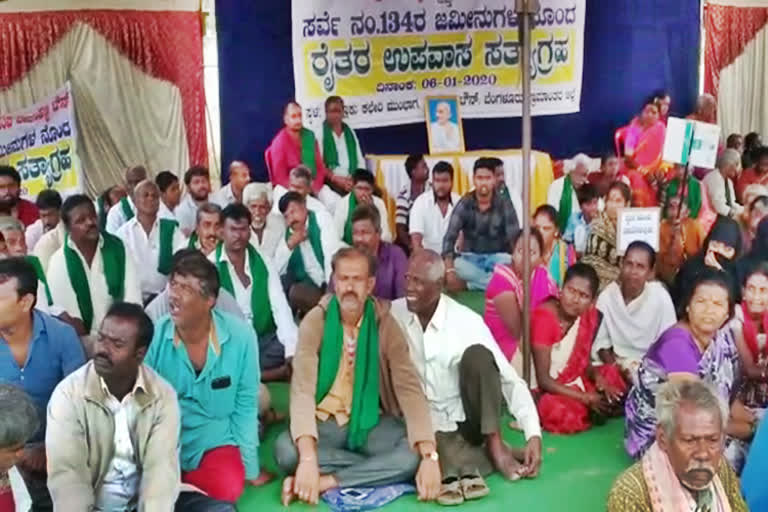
left=563, top=211, right=590, bottom=253
left=145, top=310, right=260, bottom=478
left=0, top=310, right=86, bottom=441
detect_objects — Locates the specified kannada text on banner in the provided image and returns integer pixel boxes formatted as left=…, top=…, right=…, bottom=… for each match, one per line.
left=292, top=1, right=585, bottom=129
left=0, top=82, right=82, bottom=199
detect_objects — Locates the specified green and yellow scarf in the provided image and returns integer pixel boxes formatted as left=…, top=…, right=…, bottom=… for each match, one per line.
left=316, top=297, right=379, bottom=450
left=300, top=127, right=318, bottom=178
left=157, top=219, right=179, bottom=275
left=322, top=122, right=359, bottom=172
left=342, top=193, right=358, bottom=245
left=187, top=231, right=199, bottom=249
left=25, top=255, right=51, bottom=306
left=215, top=243, right=276, bottom=336
left=664, top=177, right=702, bottom=219
left=286, top=211, right=325, bottom=285
left=557, top=175, right=573, bottom=233
left=119, top=197, right=135, bottom=222
left=64, top=232, right=126, bottom=332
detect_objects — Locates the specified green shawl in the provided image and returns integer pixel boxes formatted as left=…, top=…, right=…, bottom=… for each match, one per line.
left=187, top=231, right=199, bottom=249
left=664, top=177, right=702, bottom=219
left=300, top=127, right=318, bottom=178
left=215, top=243, right=276, bottom=336
left=342, top=193, right=358, bottom=245
left=25, top=255, right=51, bottom=306
left=157, top=219, right=179, bottom=275
left=322, top=122, right=359, bottom=172
left=286, top=210, right=325, bottom=285
left=120, top=197, right=135, bottom=221
left=557, top=175, right=573, bottom=233
left=64, top=232, right=126, bottom=332
left=316, top=296, right=380, bottom=450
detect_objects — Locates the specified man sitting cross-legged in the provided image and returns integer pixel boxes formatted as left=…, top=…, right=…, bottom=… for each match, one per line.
left=607, top=380, right=748, bottom=511
left=274, top=247, right=440, bottom=505
left=211, top=203, right=297, bottom=382
left=390, top=250, right=542, bottom=505
left=591, top=241, right=676, bottom=385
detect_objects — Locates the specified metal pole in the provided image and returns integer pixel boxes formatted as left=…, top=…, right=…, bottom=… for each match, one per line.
left=517, top=0, right=537, bottom=384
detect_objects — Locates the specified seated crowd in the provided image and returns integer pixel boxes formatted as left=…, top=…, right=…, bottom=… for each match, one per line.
left=1, top=90, right=768, bottom=511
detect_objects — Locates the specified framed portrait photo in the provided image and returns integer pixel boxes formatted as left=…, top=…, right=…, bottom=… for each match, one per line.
left=425, top=95, right=465, bottom=155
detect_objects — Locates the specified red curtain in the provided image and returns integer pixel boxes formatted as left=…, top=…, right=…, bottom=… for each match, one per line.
left=0, top=10, right=207, bottom=166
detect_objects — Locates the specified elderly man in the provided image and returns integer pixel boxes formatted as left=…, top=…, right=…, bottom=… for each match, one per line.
left=391, top=250, right=542, bottom=504
left=703, top=148, right=743, bottom=218
left=274, top=247, right=440, bottom=505
left=176, top=166, right=212, bottom=236
left=106, top=165, right=149, bottom=234
left=156, top=170, right=182, bottom=220
left=0, top=217, right=57, bottom=310
left=0, top=166, right=39, bottom=227
left=687, top=93, right=718, bottom=125
left=547, top=153, right=591, bottom=234
left=186, top=202, right=223, bottom=257
left=116, top=180, right=186, bottom=302
left=272, top=165, right=330, bottom=216
left=592, top=242, right=676, bottom=384
left=607, top=380, right=747, bottom=511
left=334, top=169, right=392, bottom=244
left=315, top=95, right=363, bottom=189
left=25, top=189, right=62, bottom=254
left=0, top=385, right=40, bottom=510
left=242, top=182, right=285, bottom=260
left=214, top=161, right=252, bottom=207
left=409, top=161, right=460, bottom=254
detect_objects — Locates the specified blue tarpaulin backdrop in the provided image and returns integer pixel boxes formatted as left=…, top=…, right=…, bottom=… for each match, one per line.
left=216, top=0, right=701, bottom=182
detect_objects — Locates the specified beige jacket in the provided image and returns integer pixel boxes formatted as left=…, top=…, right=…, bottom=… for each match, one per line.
left=46, top=361, right=181, bottom=511
left=290, top=295, right=435, bottom=449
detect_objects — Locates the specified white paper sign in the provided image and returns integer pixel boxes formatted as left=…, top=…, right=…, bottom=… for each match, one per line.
left=689, top=121, right=721, bottom=169
left=662, top=117, right=721, bottom=169
left=662, top=117, right=693, bottom=165
left=616, top=207, right=661, bottom=255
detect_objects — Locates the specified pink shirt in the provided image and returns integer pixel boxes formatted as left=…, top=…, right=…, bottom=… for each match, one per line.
left=268, top=127, right=328, bottom=194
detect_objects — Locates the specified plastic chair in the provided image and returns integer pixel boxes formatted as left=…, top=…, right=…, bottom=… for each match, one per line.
left=264, top=145, right=276, bottom=184
left=614, top=126, right=628, bottom=157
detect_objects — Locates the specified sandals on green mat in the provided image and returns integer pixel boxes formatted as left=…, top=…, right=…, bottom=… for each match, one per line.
left=460, top=474, right=490, bottom=501
left=437, top=478, right=464, bottom=506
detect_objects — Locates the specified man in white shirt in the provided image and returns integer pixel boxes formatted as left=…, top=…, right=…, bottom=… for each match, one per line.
left=704, top=148, right=743, bottom=218
left=315, top=96, right=364, bottom=187
left=547, top=153, right=590, bottom=233
left=390, top=250, right=542, bottom=501
left=211, top=203, right=297, bottom=381
left=213, top=160, right=251, bottom=207
left=185, top=202, right=222, bottom=257
left=272, top=165, right=329, bottom=216
left=176, top=166, right=212, bottom=236
left=274, top=191, right=342, bottom=316
left=410, top=161, right=460, bottom=253
left=592, top=241, right=676, bottom=383
left=25, top=189, right=62, bottom=253
left=116, top=180, right=186, bottom=303
left=243, top=182, right=285, bottom=260
left=155, top=170, right=182, bottom=220
left=106, top=165, right=148, bottom=234
left=334, top=169, right=392, bottom=244
left=33, top=220, right=66, bottom=273
left=48, top=195, right=142, bottom=341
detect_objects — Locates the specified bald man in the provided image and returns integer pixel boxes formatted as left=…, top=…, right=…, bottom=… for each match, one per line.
left=116, top=180, right=186, bottom=303
left=687, top=93, right=717, bottom=125
left=106, top=165, right=148, bottom=234
left=214, top=161, right=252, bottom=207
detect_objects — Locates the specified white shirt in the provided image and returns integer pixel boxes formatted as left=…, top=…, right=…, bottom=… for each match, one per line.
left=409, top=190, right=461, bottom=253
left=175, top=194, right=204, bottom=236
left=212, top=183, right=240, bottom=208
left=271, top=186, right=330, bottom=217
left=546, top=175, right=581, bottom=217
left=33, top=222, right=66, bottom=272
left=314, top=124, right=366, bottom=177
left=25, top=219, right=45, bottom=253
left=249, top=213, right=285, bottom=260
left=703, top=170, right=743, bottom=217
left=273, top=209, right=342, bottom=288
left=209, top=244, right=298, bottom=357
left=48, top=235, right=142, bottom=335
left=106, top=197, right=135, bottom=235
left=333, top=194, right=392, bottom=242
left=158, top=201, right=176, bottom=221
left=390, top=294, right=542, bottom=440
left=116, top=217, right=187, bottom=298
left=95, top=375, right=143, bottom=511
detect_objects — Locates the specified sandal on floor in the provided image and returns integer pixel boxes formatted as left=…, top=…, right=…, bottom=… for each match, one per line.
left=437, top=478, right=464, bottom=506
left=460, top=474, right=490, bottom=501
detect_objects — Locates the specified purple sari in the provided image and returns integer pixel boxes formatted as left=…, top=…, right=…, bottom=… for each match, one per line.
left=624, top=325, right=740, bottom=459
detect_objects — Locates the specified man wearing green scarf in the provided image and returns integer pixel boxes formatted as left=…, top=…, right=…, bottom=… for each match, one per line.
left=186, top=203, right=223, bottom=257
left=316, top=96, right=363, bottom=195
left=546, top=154, right=591, bottom=234
left=116, top=180, right=186, bottom=303
left=212, top=203, right=297, bottom=382
left=333, top=169, right=393, bottom=245
left=106, top=165, right=147, bottom=235
left=274, top=247, right=440, bottom=506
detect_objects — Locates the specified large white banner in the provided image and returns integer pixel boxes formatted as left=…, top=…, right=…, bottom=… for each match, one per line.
left=0, top=82, right=82, bottom=199
left=292, top=0, right=585, bottom=129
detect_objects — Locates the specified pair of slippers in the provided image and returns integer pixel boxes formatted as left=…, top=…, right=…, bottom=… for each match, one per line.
left=437, top=475, right=489, bottom=506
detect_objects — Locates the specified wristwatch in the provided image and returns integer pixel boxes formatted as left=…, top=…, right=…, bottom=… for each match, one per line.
left=423, top=451, right=439, bottom=462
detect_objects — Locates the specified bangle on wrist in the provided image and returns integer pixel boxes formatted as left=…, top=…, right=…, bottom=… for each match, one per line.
left=446, top=268, right=456, bottom=274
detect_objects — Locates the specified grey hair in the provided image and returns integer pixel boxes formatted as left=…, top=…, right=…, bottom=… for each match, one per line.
left=717, top=148, right=741, bottom=170
left=571, top=153, right=591, bottom=170
left=195, top=202, right=222, bottom=226
left=413, top=249, right=445, bottom=282
left=134, top=179, right=159, bottom=195
left=696, top=93, right=716, bottom=110
left=656, top=380, right=728, bottom=439
left=242, top=182, right=273, bottom=205
left=0, top=216, right=25, bottom=234
left=289, top=165, right=313, bottom=186
left=0, top=384, right=39, bottom=448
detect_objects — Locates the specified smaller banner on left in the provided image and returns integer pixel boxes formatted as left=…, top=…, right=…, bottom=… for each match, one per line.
left=0, top=82, right=82, bottom=199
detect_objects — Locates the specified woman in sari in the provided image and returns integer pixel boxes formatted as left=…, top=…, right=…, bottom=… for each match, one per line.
left=738, top=187, right=768, bottom=253
left=533, top=205, right=576, bottom=289
left=623, top=97, right=668, bottom=207
left=737, top=146, right=768, bottom=203
left=532, top=263, right=627, bottom=434
left=485, top=228, right=558, bottom=368
left=581, top=181, right=631, bottom=292
left=657, top=185, right=706, bottom=288
left=625, top=269, right=739, bottom=459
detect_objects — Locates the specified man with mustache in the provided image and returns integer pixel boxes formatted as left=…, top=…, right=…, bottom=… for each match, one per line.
left=272, top=165, right=332, bottom=217
left=47, top=195, right=142, bottom=340
left=608, top=380, right=747, bottom=511
left=176, top=166, right=212, bottom=236
left=409, top=161, right=460, bottom=254
left=390, top=250, right=542, bottom=504
left=274, top=247, right=440, bottom=506
left=243, top=182, right=285, bottom=260
left=442, top=157, right=519, bottom=291
left=106, top=165, right=149, bottom=235
left=0, top=258, right=85, bottom=511
left=0, top=165, right=39, bottom=228
left=25, top=189, right=62, bottom=254
left=186, top=202, right=223, bottom=257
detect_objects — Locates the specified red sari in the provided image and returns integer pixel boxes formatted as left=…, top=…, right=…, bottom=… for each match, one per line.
left=532, top=306, right=627, bottom=433
left=623, top=118, right=668, bottom=207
